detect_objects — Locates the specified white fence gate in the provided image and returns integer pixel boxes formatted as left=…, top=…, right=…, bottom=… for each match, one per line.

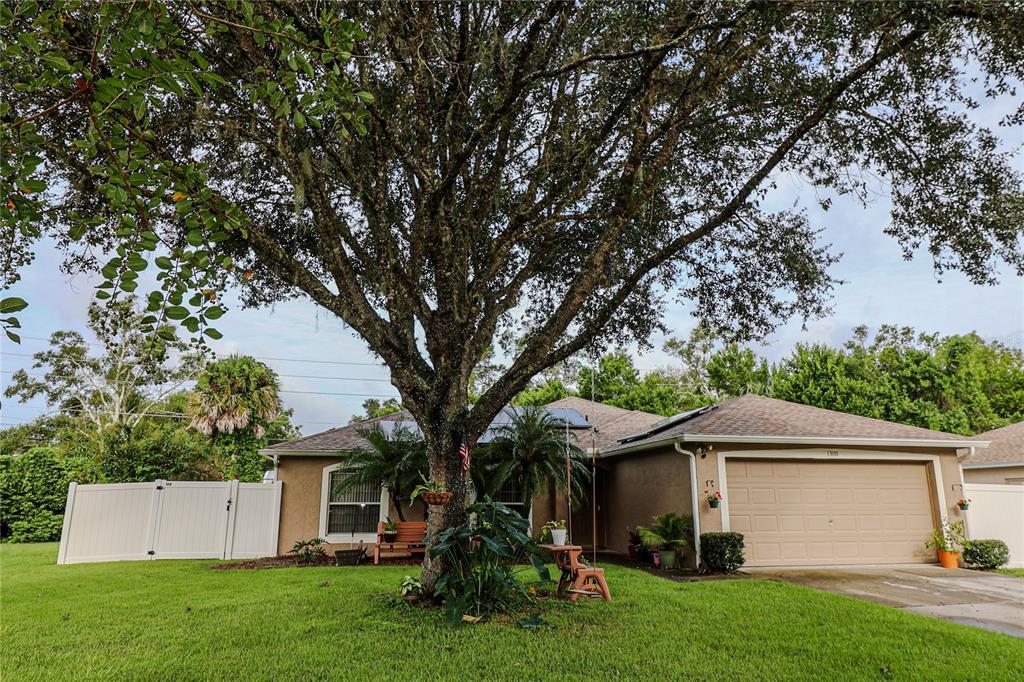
left=57, top=479, right=281, bottom=565
left=965, top=483, right=1024, bottom=568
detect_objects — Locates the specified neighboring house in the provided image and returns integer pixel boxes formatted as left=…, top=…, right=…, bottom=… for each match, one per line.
left=263, top=394, right=989, bottom=568
left=535, top=395, right=987, bottom=569
left=260, top=407, right=592, bottom=555
left=962, top=421, right=1024, bottom=485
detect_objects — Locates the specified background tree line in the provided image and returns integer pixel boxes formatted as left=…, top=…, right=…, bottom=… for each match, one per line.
left=512, top=324, right=1024, bottom=437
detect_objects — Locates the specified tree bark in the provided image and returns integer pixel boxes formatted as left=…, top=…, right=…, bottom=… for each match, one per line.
left=419, top=430, right=472, bottom=595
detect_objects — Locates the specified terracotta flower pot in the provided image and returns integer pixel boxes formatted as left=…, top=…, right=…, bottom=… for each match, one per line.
left=421, top=491, right=453, bottom=506
left=937, top=549, right=960, bottom=569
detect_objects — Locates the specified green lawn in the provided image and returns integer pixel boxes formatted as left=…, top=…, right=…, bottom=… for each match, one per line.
left=997, top=568, right=1024, bottom=578
left=3, top=544, right=1022, bottom=681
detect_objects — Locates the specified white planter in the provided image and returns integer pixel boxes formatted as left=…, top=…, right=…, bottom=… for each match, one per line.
left=550, top=529, right=567, bottom=545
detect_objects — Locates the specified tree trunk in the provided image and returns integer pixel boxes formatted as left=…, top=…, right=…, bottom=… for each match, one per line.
left=392, top=487, right=407, bottom=522
left=419, top=432, right=472, bottom=595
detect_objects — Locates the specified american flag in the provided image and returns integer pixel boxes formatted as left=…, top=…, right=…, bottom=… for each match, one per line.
left=459, top=440, right=471, bottom=472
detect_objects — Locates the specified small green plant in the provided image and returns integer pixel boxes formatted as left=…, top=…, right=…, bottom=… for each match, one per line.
left=383, top=517, right=398, bottom=533
left=636, top=513, right=694, bottom=551
left=924, top=519, right=966, bottom=553
left=427, top=497, right=550, bottom=627
left=541, top=519, right=567, bottom=542
left=963, top=539, right=1009, bottom=569
left=290, top=537, right=327, bottom=565
left=409, top=474, right=447, bottom=503
left=400, top=575, right=423, bottom=597
left=700, top=532, right=745, bottom=573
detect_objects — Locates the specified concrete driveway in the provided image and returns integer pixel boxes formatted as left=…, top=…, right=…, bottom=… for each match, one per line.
left=747, top=565, right=1024, bottom=637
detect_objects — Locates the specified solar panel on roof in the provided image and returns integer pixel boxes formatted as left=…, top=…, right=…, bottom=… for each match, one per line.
left=369, top=408, right=590, bottom=444
left=617, top=404, right=715, bottom=443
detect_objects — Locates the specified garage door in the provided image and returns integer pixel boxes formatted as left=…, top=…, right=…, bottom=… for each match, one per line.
left=725, top=459, right=937, bottom=566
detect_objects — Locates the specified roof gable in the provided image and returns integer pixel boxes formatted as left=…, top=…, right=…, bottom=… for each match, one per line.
left=607, top=394, right=985, bottom=451
left=964, top=420, right=1024, bottom=466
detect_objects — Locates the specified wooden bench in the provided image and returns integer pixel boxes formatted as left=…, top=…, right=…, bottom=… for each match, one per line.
left=373, top=521, right=428, bottom=565
left=543, top=544, right=612, bottom=602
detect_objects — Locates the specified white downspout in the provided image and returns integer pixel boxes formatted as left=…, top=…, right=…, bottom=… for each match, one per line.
left=674, top=442, right=702, bottom=570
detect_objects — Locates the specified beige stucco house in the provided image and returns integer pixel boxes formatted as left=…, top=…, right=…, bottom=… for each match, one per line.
left=961, top=421, right=1024, bottom=485
left=263, top=395, right=988, bottom=568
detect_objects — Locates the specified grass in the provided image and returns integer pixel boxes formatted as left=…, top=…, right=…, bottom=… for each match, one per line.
left=3, top=544, right=1023, bottom=681
left=996, top=568, right=1024, bottom=578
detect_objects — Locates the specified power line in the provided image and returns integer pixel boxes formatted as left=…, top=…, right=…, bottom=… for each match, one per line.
left=0, top=367, right=393, bottom=384
left=9, top=339, right=388, bottom=368
left=0, top=404, right=352, bottom=427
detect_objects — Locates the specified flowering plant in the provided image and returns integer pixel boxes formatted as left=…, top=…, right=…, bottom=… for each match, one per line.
left=705, top=490, right=723, bottom=504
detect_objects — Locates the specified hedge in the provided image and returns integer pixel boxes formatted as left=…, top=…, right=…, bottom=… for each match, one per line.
left=700, top=532, right=745, bottom=573
left=0, top=447, right=70, bottom=542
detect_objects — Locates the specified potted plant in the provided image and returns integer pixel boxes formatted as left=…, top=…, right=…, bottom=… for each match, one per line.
left=543, top=519, right=568, bottom=545
left=626, top=526, right=644, bottom=561
left=957, top=498, right=971, bottom=511
left=636, top=512, right=694, bottom=570
left=410, top=474, right=453, bottom=506
left=381, top=517, right=398, bottom=543
left=705, top=489, right=723, bottom=509
left=924, top=519, right=966, bottom=569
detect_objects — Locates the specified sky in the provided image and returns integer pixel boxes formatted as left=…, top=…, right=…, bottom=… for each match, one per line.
left=2, top=91, right=1022, bottom=437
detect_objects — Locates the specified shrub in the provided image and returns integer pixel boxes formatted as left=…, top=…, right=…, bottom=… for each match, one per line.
left=290, top=537, right=327, bottom=564
left=0, top=447, right=70, bottom=542
left=427, top=497, right=550, bottom=626
left=700, top=532, right=745, bottom=573
left=963, top=539, right=1010, bottom=569
left=8, top=510, right=65, bottom=543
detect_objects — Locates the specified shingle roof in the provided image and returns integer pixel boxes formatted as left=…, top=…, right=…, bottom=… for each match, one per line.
left=544, top=397, right=663, bottom=450
left=606, top=394, right=984, bottom=452
left=963, top=421, right=1024, bottom=467
left=262, top=410, right=411, bottom=452
left=263, top=405, right=600, bottom=454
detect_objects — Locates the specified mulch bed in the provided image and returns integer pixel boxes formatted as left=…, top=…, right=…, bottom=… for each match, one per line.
left=210, top=554, right=423, bottom=571
left=595, top=552, right=749, bottom=582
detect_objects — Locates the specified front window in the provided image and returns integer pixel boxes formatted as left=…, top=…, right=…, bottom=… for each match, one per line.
left=495, top=478, right=528, bottom=518
left=327, top=470, right=381, bottom=535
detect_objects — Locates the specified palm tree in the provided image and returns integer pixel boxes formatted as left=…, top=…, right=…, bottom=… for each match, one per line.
left=188, top=356, right=282, bottom=480
left=473, top=407, right=590, bottom=510
left=334, top=421, right=427, bottom=521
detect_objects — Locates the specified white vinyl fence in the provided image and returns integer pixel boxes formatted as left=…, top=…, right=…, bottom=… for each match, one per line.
left=57, top=479, right=281, bottom=565
left=965, top=483, right=1024, bottom=568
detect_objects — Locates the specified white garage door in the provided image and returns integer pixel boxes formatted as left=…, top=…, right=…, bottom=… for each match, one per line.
left=726, top=459, right=937, bottom=566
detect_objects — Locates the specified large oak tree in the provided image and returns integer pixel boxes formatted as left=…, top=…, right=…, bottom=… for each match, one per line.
left=3, top=1, right=1022, bottom=588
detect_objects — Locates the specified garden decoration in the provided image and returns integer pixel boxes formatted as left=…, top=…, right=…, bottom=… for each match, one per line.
left=706, top=490, right=723, bottom=509
left=957, top=498, right=971, bottom=511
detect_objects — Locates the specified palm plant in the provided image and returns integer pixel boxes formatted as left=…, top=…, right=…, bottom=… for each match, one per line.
left=188, top=356, right=282, bottom=480
left=189, top=356, right=281, bottom=439
left=472, top=408, right=590, bottom=509
left=636, top=513, right=695, bottom=552
left=335, top=421, right=427, bottom=521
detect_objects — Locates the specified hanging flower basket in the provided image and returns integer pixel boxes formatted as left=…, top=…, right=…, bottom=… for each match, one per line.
left=709, top=499, right=720, bottom=509
left=421, top=491, right=454, bottom=506
left=957, top=500, right=970, bottom=511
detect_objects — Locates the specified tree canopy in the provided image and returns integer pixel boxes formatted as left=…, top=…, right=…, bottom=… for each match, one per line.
left=533, top=325, right=1024, bottom=436
left=4, top=1, right=1023, bottom=587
